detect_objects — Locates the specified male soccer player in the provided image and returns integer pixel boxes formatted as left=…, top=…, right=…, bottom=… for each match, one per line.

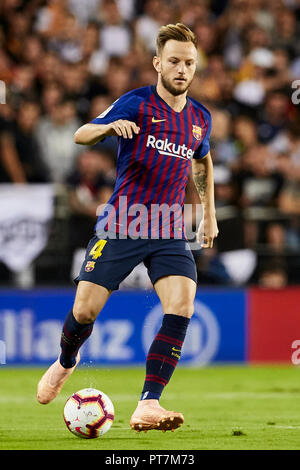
left=37, top=23, right=218, bottom=432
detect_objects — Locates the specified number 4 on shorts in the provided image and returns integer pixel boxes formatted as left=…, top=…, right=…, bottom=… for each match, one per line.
left=89, top=239, right=107, bottom=260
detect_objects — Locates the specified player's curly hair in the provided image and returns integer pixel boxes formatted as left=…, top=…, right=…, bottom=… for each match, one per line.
left=156, top=23, right=197, bottom=55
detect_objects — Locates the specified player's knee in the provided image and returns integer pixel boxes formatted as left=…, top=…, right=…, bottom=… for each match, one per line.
left=73, top=301, right=99, bottom=324
left=166, top=300, right=194, bottom=318
left=178, top=303, right=194, bottom=318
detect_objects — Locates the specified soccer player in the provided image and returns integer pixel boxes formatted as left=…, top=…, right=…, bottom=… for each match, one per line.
left=37, top=23, right=218, bottom=432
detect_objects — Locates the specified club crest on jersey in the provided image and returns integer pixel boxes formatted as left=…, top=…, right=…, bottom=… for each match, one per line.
left=192, top=125, right=202, bottom=140
left=85, top=261, right=95, bottom=272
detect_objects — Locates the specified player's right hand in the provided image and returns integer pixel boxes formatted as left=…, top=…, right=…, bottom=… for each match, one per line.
left=106, top=120, right=140, bottom=139
left=197, top=212, right=219, bottom=248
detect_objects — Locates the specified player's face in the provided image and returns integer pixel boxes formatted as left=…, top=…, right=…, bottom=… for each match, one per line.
left=155, top=40, right=197, bottom=96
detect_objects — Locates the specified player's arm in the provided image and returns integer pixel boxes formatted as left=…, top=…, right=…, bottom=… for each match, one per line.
left=74, top=95, right=141, bottom=145
left=74, top=120, right=140, bottom=145
left=192, top=151, right=219, bottom=248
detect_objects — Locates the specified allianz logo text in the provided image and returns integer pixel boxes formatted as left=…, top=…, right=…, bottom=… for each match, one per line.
left=146, top=135, right=194, bottom=160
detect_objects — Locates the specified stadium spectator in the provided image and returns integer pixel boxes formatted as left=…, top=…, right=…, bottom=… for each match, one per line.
left=234, top=144, right=285, bottom=248
left=277, top=152, right=300, bottom=250
left=273, top=7, right=300, bottom=58
left=88, top=94, right=112, bottom=121
left=257, top=91, right=290, bottom=143
left=97, top=0, right=132, bottom=58
left=194, top=20, right=217, bottom=59
left=35, top=50, right=63, bottom=85
left=235, top=145, right=284, bottom=210
left=180, top=0, right=211, bottom=30
left=68, top=0, right=100, bottom=26
left=195, top=246, right=232, bottom=286
left=67, top=148, right=114, bottom=240
left=233, top=115, right=258, bottom=154
left=34, top=0, right=70, bottom=39
left=81, top=21, right=109, bottom=77
left=47, top=12, right=82, bottom=64
left=104, top=63, right=131, bottom=101
left=213, top=164, right=257, bottom=284
left=10, top=65, right=38, bottom=105
left=210, top=109, right=238, bottom=165
left=67, top=148, right=114, bottom=278
left=21, top=35, right=45, bottom=68
left=258, top=260, right=288, bottom=288
left=0, top=100, right=48, bottom=183
left=269, top=121, right=300, bottom=166
left=35, top=99, right=80, bottom=183
left=40, top=82, right=64, bottom=115
left=5, top=10, right=31, bottom=62
left=135, top=0, right=161, bottom=53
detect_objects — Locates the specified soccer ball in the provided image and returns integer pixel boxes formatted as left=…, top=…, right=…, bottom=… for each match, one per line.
left=63, top=388, right=114, bottom=439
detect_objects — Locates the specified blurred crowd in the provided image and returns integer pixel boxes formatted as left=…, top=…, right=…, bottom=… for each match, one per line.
left=0, top=0, right=299, bottom=287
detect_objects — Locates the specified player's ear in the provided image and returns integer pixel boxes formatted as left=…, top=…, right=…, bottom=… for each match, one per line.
left=153, top=56, right=161, bottom=73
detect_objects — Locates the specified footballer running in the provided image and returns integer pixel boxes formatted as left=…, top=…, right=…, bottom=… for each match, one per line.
left=37, top=23, right=219, bottom=433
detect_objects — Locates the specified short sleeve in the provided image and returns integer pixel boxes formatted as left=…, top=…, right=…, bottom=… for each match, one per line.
left=90, top=94, right=138, bottom=125
left=193, top=112, right=212, bottom=160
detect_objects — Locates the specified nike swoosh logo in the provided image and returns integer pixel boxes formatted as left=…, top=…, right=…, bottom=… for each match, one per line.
left=172, top=347, right=181, bottom=352
left=152, top=118, right=166, bottom=123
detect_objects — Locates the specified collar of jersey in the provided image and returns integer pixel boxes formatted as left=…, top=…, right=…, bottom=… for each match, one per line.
left=151, top=85, right=189, bottom=114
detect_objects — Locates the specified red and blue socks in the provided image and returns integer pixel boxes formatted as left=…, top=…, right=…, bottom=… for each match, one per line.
left=141, top=313, right=190, bottom=401
left=59, top=310, right=190, bottom=391
left=59, top=310, right=94, bottom=368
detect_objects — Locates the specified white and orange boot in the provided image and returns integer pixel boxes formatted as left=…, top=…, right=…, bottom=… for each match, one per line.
left=37, top=354, right=80, bottom=404
left=130, top=399, right=184, bottom=432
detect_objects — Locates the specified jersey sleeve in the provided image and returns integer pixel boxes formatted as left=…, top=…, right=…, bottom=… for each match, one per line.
left=193, top=111, right=212, bottom=160
left=90, top=94, right=138, bottom=125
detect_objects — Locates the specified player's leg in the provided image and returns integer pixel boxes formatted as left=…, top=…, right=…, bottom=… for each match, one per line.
left=60, top=281, right=111, bottom=368
left=131, top=276, right=196, bottom=432
left=37, top=281, right=111, bottom=404
left=56, top=236, right=146, bottom=372
left=142, top=274, right=195, bottom=392
left=37, top=236, right=148, bottom=404
left=130, top=239, right=197, bottom=431
left=140, top=275, right=195, bottom=399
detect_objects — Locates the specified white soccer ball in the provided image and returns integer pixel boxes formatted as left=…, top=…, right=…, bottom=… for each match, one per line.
left=63, top=388, right=114, bottom=439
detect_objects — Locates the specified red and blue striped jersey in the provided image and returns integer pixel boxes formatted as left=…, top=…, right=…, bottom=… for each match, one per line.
left=91, top=85, right=212, bottom=239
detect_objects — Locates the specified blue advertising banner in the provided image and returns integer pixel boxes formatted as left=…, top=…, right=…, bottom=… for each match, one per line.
left=0, top=289, right=246, bottom=365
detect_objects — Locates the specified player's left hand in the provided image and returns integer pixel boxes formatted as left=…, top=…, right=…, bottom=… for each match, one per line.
left=197, top=212, right=219, bottom=248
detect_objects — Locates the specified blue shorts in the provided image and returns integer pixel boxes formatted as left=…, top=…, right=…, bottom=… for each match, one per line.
left=75, top=235, right=197, bottom=291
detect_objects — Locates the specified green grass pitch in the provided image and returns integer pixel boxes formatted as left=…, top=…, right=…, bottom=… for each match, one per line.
left=1, top=365, right=300, bottom=450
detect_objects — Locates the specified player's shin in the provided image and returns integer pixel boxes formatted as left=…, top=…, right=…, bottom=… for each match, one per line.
left=60, top=310, right=94, bottom=368
left=141, top=313, right=190, bottom=400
